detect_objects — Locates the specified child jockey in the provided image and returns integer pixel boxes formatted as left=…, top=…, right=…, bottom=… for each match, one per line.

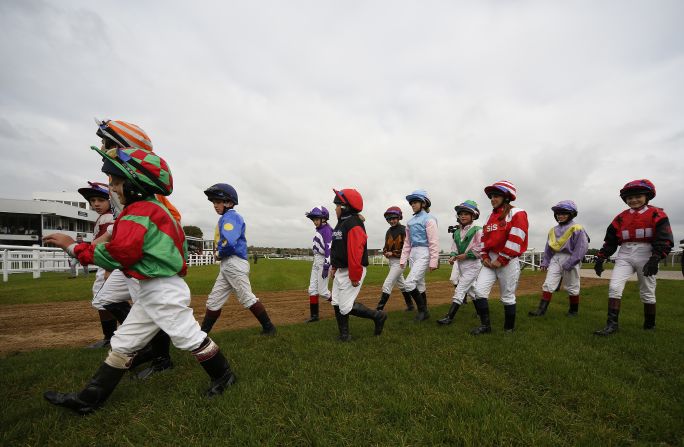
left=529, top=200, right=589, bottom=317
left=330, top=188, right=387, bottom=341
left=305, top=206, right=333, bottom=322
left=399, top=190, right=439, bottom=321
left=375, top=206, right=414, bottom=312
left=43, top=147, right=235, bottom=414
left=471, top=181, right=528, bottom=335
left=437, top=200, right=483, bottom=326
left=593, top=179, right=673, bottom=335
left=200, top=183, right=277, bottom=336
left=77, top=181, right=116, bottom=348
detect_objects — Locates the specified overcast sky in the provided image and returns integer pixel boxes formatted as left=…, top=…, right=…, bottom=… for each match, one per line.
left=1, top=0, right=682, bottom=252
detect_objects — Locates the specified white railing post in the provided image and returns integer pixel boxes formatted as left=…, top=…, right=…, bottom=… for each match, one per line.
left=32, top=245, right=41, bottom=279
left=2, top=249, right=8, bottom=283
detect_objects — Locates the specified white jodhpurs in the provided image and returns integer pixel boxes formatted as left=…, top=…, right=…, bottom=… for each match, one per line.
left=308, top=253, right=331, bottom=298
left=608, top=242, right=656, bottom=304
left=206, top=256, right=259, bottom=311
left=110, top=275, right=206, bottom=354
left=404, top=246, right=429, bottom=293
left=381, top=257, right=407, bottom=294
left=451, top=258, right=481, bottom=304
left=331, top=267, right=367, bottom=315
left=473, top=252, right=521, bottom=305
left=542, top=252, right=580, bottom=296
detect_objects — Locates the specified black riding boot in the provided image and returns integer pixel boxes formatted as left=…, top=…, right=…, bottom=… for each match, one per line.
left=193, top=338, right=236, bottom=398
left=350, top=302, right=388, bottom=336
left=130, top=331, right=173, bottom=380
left=376, top=292, right=391, bottom=311
left=411, top=289, right=429, bottom=322
left=306, top=298, right=320, bottom=323
left=643, top=303, right=656, bottom=330
left=104, top=302, right=132, bottom=324
left=44, top=362, right=126, bottom=414
left=567, top=295, right=580, bottom=317
left=528, top=300, right=549, bottom=317
left=504, top=304, right=516, bottom=332
left=200, top=308, right=222, bottom=334
left=249, top=302, right=277, bottom=336
left=87, top=310, right=117, bottom=349
left=594, top=298, right=620, bottom=336
left=334, top=305, right=351, bottom=341
left=437, top=302, right=460, bottom=325
left=402, top=291, right=415, bottom=311
left=470, top=298, right=492, bottom=335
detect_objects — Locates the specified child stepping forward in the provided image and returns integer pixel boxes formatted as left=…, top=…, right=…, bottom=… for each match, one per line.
left=471, top=181, right=529, bottom=335
left=43, top=147, right=235, bottom=414
left=529, top=200, right=589, bottom=317
left=593, top=179, right=673, bottom=335
left=200, top=184, right=277, bottom=336
left=77, top=181, right=116, bottom=348
left=400, top=190, right=440, bottom=321
left=304, top=206, right=333, bottom=322
left=376, top=206, right=414, bottom=312
left=437, top=200, right=483, bottom=326
left=330, top=188, right=387, bottom=341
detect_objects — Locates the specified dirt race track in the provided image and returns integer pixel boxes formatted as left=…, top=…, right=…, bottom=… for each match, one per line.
left=0, top=276, right=606, bottom=355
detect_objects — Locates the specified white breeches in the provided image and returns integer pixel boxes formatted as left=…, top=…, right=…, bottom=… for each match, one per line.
left=404, top=246, right=429, bottom=293
left=92, top=269, right=136, bottom=309
left=451, top=258, right=481, bottom=304
left=331, top=267, right=367, bottom=315
left=206, top=256, right=259, bottom=311
left=308, top=254, right=331, bottom=298
left=608, top=243, right=656, bottom=304
left=542, top=252, right=580, bottom=296
left=110, top=275, right=206, bottom=354
left=381, top=257, right=407, bottom=294
left=473, top=252, right=521, bottom=305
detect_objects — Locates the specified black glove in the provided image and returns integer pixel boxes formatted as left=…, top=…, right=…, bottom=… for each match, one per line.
left=322, top=262, right=330, bottom=279
left=643, top=256, right=660, bottom=277
left=593, top=257, right=605, bottom=277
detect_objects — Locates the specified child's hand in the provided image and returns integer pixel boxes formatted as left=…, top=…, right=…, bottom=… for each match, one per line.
left=42, top=233, right=75, bottom=249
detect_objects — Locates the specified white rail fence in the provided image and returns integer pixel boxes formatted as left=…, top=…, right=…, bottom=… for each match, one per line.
left=0, top=245, right=219, bottom=282
left=8, top=244, right=677, bottom=283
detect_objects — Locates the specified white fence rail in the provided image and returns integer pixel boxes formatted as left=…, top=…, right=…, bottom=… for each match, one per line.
left=1, top=245, right=73, bottom=282
left=0, top=244, right=219, bottom=282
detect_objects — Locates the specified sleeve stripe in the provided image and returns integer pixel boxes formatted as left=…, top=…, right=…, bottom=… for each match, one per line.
left=504, top=241, right=521, bottom=252
left=510, top=227, right=526, bottom=239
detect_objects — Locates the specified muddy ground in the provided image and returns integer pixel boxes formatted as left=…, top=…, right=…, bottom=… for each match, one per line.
left=0, top=277, right=605, bottom=355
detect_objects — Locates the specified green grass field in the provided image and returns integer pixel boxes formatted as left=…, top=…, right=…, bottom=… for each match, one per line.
left=0, top=265, right=682, bottom=446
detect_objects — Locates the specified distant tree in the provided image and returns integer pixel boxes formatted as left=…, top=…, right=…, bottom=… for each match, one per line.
left=183, top=225, right=203, bottom=238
